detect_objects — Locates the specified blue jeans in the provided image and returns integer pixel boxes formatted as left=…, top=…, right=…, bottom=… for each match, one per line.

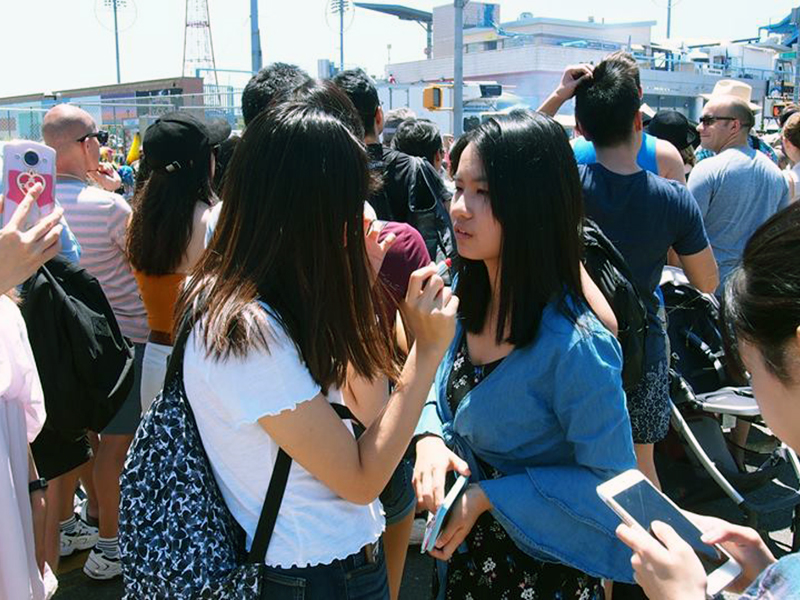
left=260, top=540, right=389, bottom=599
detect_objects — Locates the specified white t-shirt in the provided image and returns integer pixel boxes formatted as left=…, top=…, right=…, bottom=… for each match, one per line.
left=183, top=305, right=384, bottom=568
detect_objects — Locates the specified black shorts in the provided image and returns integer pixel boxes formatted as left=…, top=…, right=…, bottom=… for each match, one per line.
left=30, top=425, right=93, bottom=480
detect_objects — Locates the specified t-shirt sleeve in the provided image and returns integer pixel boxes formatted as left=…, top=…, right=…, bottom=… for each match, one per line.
left=108, top=194, right=132, bottom=252
left=686, top=162, right=714, bottom=217
left=671, top=185, right=710, bottom=257
left=204, top=313, right=322, bottom=427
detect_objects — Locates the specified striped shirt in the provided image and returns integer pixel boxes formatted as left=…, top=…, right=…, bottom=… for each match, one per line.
left=56, top=178, right=149, bottom=343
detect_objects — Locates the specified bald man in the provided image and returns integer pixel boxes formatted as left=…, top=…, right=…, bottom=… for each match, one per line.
left=36, top=104, right=148, bottom=580
left=688, top=96, right=789, bottom=293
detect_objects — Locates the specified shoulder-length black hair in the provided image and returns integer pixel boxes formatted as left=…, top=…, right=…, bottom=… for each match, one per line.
left=176, top=101, right=396, bottom=392
left=723, top=203, right=800, bottom=383
left=127, top=146, right=214, bottom=274
left=450, top=110, right=584, bottom=347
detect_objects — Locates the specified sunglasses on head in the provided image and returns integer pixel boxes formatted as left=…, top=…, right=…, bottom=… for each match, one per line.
left=76, top=130, right=110, bottom=145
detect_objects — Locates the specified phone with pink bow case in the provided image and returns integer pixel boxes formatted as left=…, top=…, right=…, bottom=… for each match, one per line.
left=2, top=140, right=57, bottom=230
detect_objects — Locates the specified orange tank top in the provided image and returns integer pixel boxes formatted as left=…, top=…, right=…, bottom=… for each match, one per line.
left=133, top=272, right=186, bottom=337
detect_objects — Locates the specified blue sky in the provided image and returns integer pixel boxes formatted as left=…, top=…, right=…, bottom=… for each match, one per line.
left=0, top=0, right=795, bottom=97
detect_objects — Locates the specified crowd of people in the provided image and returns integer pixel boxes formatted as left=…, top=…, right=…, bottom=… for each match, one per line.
left=1, top=50, right=798, bottom=600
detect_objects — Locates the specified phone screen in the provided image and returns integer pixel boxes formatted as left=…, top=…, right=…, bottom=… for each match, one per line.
left=614, top=481, right=727, bottom=574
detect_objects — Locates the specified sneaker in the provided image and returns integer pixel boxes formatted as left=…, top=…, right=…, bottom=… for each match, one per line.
left=60, top=515, right=99, bottom=557
left=83, top=547, right=122, bottom=580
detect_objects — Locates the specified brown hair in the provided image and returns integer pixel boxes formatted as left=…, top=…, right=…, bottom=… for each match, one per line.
left=784, top=112, right=800, bottom=150
left=176, top=101, right=397, bottom=392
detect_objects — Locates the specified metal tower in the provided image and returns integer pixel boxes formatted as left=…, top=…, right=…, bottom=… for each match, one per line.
left=182, top=0, right=220, bottom=95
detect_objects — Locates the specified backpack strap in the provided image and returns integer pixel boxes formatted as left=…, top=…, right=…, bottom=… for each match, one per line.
left=247, top=402, right=358, bottom=564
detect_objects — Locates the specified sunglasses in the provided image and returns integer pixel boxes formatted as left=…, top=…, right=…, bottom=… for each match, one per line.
left=697, top=116, right=737, bottom=127
left=76, top=130, right=110, bottom=145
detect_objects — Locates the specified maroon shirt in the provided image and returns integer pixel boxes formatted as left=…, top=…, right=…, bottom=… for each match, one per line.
left=377, top=222, right=431, bottom=316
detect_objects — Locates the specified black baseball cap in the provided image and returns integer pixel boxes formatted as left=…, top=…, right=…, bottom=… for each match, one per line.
left=646, top=110, right=699, bottom=151
left=143, top=111, right=231, bottom=173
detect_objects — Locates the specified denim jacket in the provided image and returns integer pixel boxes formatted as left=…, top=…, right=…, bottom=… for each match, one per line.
left=416, top=297, right=637, bottom=585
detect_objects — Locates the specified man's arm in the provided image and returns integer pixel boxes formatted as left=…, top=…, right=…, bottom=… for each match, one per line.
left=655, top=139, right=686, bottom=184
left=537, top=65, right=593, bottom=117
left=678, top=246, right=718, bottom=294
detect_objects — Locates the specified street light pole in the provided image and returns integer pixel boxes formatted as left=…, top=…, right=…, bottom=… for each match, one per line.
left=112, top=0, right=121, bottom=83
left=453, top=0, right=464, bottom=136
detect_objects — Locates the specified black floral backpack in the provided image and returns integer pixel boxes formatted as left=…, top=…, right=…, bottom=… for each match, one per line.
left=119, top=319, right=355, bottom=598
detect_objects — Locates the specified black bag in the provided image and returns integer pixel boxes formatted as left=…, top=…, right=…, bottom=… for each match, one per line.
left=369, top=145, right=456, bottom=266
left=582, top=219, right=650, bottom=392
left=660, top=276, right=731, bottom=394
left=20, top=256, right=134, bottom=432
left=119, top=318, right=358, bottom=598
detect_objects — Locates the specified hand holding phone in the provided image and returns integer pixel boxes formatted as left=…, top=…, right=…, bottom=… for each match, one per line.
left=598, top=469, right=741, bottom=597
left=0, top=184, right=63, bottom=293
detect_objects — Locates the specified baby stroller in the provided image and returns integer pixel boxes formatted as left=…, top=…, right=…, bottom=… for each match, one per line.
left=657, top=267, right=800, bottom=550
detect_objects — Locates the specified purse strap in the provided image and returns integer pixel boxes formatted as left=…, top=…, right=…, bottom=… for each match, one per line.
left=168, top=317, right=360, bottom=566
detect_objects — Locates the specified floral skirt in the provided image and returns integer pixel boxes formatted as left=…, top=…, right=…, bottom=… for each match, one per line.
left=434, top=511, right=604, bottom=600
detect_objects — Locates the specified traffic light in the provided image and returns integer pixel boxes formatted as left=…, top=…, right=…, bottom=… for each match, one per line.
left=423, top=86, right=443, bottom=110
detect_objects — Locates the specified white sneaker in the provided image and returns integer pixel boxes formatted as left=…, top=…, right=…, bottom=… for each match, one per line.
left=83, top=547, right=122, bottom=580
left=60, top=516, right=99, bottom=557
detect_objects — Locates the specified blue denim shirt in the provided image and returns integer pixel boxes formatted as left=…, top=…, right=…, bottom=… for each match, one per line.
left=416, top=298, right=637, bottom=585
left=58, top=201, right=82, bottom=264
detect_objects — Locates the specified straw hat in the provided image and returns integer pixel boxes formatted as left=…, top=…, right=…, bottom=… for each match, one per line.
left=700, top=80, right=761, bottom=112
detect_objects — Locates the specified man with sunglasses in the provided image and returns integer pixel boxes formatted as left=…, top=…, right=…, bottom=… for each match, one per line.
left=688, top=95, right=789, bottom=295
left=38, top=104, right=148, bottom=580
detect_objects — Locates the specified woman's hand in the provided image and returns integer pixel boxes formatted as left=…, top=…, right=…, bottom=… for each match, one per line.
left=696, top=516, right=776, bottom=592
left=428, top=484, right=491, bottom=561
left=363, top=217, right=396, bottom=281
left=401, top=263, right=458, bottom=357
left=0, top=183, right=63, bottom=294
left=413, top=435, right=470, bottom=512
left=616, top=521, right=707, bottom=600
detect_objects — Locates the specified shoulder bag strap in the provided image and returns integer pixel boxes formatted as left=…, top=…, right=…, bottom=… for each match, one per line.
left=247, top=401, right=359, bottom=564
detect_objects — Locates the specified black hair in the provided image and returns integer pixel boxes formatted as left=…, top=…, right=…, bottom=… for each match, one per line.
left=779, top=104, right=800, bottom=128
left=392, top=118, right=443, bottom=165
left=177, top=101, right=397, bottom=391
left=575, top=53, right=641, bottom=147
left=449, top=110, right=584, bottom=346
left=290, top=79, right=366, bottom=139
left=127, top=145, right=214, bottom=275
left=212, top=134, right=240, bottom=194
left=723, top=203, right=800, bottom=383
left=241, top=63, right=311, bottom=126
left=332, top=68, right=380, bottom=138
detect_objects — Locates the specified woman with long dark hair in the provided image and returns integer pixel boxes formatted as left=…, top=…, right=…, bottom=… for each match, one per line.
left=413, top=111, right=637, bottom=598
left=176, top=101, right=457, bottom=598
left=618, top=202, right=800, bottom=599
left=127, top=112, right=229, bottom=411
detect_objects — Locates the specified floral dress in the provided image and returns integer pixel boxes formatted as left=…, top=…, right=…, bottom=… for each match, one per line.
left=434, top=335, right=604, bottom=600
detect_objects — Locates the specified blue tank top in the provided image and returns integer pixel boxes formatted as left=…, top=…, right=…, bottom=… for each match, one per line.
left=572, top=132, right=659, bottom=174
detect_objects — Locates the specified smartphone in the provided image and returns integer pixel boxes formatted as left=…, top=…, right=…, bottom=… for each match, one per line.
left=421, top=474, right=469, bottom=554
left=2, top=140, right=57, bottom=230
left=597, top=469, right=741, bottom=596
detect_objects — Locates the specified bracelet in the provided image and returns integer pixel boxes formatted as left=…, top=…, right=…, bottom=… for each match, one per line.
left=29, top=477, right=48, bottom=494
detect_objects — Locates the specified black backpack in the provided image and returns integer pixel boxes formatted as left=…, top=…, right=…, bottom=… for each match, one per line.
left=20, top=256, right=135, bottom=433
left=582, top=219, right=649, bottom=392
left=660, top=271, right=732, bottom=394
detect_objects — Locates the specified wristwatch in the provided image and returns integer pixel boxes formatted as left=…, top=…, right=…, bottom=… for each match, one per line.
left=29, top=477, right=48, bottom=494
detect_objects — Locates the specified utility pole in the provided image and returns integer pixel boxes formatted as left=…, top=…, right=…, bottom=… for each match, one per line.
left=251, top=0, right=262, bottom=73
left=453, top=0, right=465, bottom=136
left=340, top=0, right=345, bottom=70
left=666, top=0, right=672, bottom=39
left=112, top=0, right=121, bottom=83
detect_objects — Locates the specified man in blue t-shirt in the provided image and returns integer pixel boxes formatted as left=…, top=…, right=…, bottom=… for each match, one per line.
left=573, top=52, right=719, bottom=492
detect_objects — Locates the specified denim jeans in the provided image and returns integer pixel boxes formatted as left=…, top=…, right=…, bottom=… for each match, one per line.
left=260, top=540, right=389, bottom=600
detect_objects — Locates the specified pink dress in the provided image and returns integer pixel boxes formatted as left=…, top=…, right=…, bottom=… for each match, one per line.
left=0, top=295, right=51, bottom=599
